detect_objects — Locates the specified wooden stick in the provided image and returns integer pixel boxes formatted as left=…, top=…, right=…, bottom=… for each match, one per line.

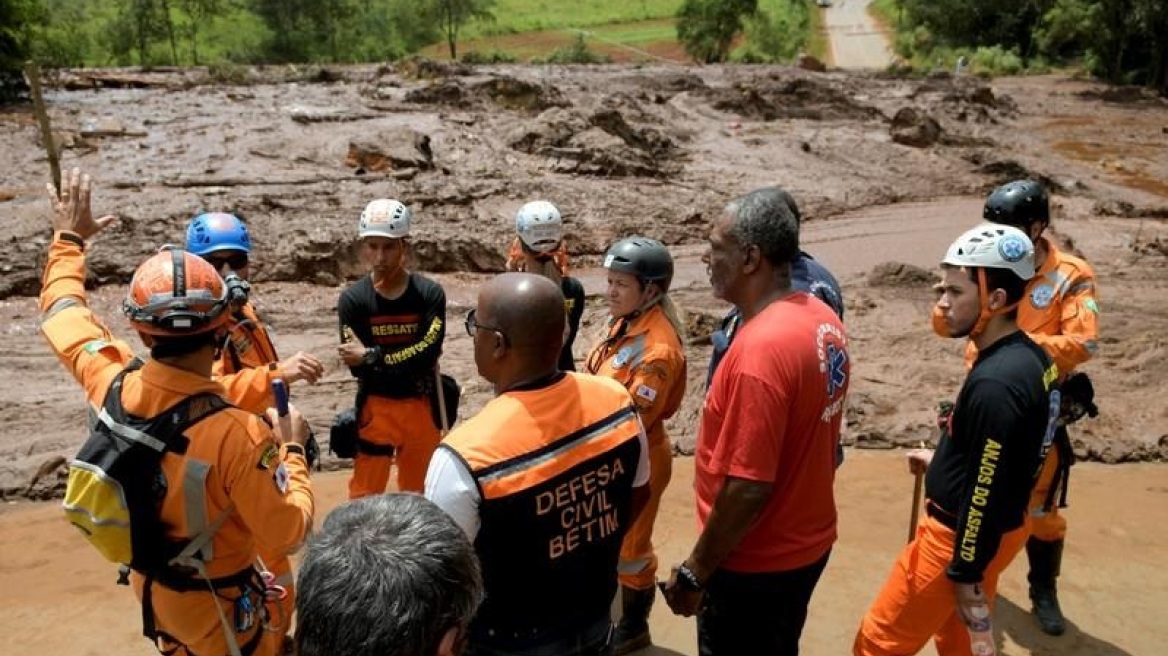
left=908, top=469, right=924, bottom=543
left=434, top=367, right=450, bottom=436
left=22, top=61, right=61, bottom=193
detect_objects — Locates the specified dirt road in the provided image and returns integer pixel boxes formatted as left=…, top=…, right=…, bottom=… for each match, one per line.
left=823, top=0, right=893, bottom=69
left=2, top=452, right=1163, bottom=656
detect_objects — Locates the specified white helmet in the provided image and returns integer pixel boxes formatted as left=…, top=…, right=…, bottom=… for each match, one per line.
left=515, top=201, right=563, bottom=254
left=943, top=223, right=1035, bottom=281
left=359, top=199, right=411, bottom=239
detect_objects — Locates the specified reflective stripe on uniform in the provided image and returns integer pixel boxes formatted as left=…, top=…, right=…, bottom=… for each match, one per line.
left=476, top=406, right=637, bottom=485
left=98, top=408, right=167, bottom=452
left=183, top=459, right=214, bottom=562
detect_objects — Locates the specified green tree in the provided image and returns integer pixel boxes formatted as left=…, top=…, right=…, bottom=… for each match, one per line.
left=676, top=0, right=758, bottom=63
left=176, top=0, right=224, bottom=64
left=1, top=0, right=36, bottom=99
left=429, top=0, right=496, bottom=60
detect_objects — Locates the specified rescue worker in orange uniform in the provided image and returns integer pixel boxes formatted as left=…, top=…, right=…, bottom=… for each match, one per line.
left=185, top=211, right=324, bottom=641
left=185, top=212, right=324, bottom=411
left=505, top=201, right=586, bottom=371
left=585, top=237, right=687, bottom=654
left=854, top=224, right=1058, bottom=656
left=40, top=169, right=315, bottom=656
left=970, top=180, right=1099, bottom=636
left=425, top=272, right=651, bottom=656
left=338, top=198, right=447, bottom=498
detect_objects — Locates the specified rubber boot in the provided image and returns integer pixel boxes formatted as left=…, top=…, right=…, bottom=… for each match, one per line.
left=613, top=585, right=655, bottom=655
left=1027, top=537, right=1067, bottom=636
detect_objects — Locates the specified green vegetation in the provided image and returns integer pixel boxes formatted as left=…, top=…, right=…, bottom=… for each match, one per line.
left=870, top=0, right=1167, bottom=93
left=3, top=0, right=820, bottom=72
left=734, top=0, right=818, bottom=63
left=467, top=0, right=680, bottom=36
left=532, top=34, right=612, bottom=64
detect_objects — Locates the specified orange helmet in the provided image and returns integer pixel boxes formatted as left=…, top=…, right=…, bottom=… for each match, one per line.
left=122, top=249, right=230, bottom=336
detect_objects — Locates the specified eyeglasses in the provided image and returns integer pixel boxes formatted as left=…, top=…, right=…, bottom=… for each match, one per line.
left=465, top=309, right=509, bottom=345
left=203, top=252, right=249, bottom=271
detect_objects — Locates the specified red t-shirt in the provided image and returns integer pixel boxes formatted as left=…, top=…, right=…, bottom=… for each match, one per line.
left=696, top=292, right=849, bottom=572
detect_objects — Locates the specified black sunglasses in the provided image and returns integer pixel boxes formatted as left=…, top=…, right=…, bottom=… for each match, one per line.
left=465, top=309, right=509, bottom=346
left=203, top=252, right=249, bottom=270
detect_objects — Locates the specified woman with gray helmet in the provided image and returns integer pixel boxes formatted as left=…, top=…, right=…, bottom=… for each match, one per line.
left=585, top=236, right=688, bottom=654
left=506, top=201, right=586, bottom=371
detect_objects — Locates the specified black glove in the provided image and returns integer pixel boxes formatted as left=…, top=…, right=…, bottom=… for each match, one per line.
left=1060, top=372, right=1098, bottom=425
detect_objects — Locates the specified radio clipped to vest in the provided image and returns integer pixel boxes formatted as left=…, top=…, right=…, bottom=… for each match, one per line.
left=62, top=361, right=229, bottom=574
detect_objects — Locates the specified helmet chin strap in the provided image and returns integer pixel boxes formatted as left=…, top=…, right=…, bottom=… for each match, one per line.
left=968, top=269, right=1020, bottom=339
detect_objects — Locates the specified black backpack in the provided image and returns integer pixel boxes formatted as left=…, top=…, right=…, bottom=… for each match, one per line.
left=63, top=361, right=229, bottom=575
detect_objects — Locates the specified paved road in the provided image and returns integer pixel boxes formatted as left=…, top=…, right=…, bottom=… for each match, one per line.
left=823, top=0, right=894, bottom=69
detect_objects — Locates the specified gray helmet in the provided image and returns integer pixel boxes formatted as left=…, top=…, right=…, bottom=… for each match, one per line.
left=603, top=236, right=674, bottom=292
left=983, top=180, right=1049, bottom=229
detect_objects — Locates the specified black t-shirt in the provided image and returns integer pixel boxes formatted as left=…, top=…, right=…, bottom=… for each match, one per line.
left=560, top=277, right=586, bottom=372
left=926, top=330, right=1059, bottom=583
left=338, top=272, right=446, bottom=398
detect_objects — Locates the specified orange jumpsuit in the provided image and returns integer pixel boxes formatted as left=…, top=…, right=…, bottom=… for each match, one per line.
left=338, top=273, right=446, bottom=498
left=210, top=301, right=297, bottom=638
left=585, top=304, right=686, bottom=590
left=40, top=233, right=314, bottom=656
left=965, top=237, right=1099, bottom=541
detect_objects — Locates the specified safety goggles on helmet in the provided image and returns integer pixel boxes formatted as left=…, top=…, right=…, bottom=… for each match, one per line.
left=122, top=249, right=230, bottom=336
left=203, top=251, right=249, bottom=271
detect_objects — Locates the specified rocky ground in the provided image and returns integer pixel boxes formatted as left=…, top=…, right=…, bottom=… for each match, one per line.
left=1, top=61, right=1166, bottom=502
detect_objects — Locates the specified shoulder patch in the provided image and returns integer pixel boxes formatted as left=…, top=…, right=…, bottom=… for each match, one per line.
left=635, top=384, right=658, bottom=403
left=1084, top=298, right=1099, bottom=314
left=257, top=443, right=280, bottom=470
left=274, top=462, right=290, bottom=493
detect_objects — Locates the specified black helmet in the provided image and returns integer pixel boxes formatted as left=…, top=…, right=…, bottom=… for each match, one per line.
left=603, top=237, right=674, bottom=292
left=983, top=180, right=1049, bottom=228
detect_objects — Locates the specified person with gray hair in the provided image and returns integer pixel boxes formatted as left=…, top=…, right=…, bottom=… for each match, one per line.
left=663, top=188, right=850, bottom=655
left=705, top=187, right=846, bottom=469
left=295, top=493, right=483, bottom=656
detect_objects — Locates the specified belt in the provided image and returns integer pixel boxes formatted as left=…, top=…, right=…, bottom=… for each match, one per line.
left=925, top=501, right=958, bottom=531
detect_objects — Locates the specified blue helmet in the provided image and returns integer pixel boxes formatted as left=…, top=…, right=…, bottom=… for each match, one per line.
left=186, top=212, right=252, bottom=255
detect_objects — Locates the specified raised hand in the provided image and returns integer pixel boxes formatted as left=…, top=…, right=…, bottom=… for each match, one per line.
left=46, top=167, right=116, bottom=240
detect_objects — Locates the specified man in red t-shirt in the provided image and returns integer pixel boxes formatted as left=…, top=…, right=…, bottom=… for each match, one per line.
left=663, top=187, right=849, bottom=656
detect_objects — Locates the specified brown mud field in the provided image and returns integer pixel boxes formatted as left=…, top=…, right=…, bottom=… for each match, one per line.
left=1, top=62, right=1166, bottom=654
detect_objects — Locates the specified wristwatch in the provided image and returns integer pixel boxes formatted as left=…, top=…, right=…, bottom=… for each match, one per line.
left=361, top=347, right=378, bottom=367
left=677, top=562, right=704, bottom=591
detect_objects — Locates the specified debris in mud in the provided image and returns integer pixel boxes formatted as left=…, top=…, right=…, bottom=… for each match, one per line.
left=705, top=77, right=883, bottom=122
left=975, top=159, right=1063, bottom=192
left=345, top=127, right=434, bottom=173
left=866, top=262, right=936, bottom=288
left=395, top=56, right=472, bottom=80
left=797, top=54, right=827, bottom=72
left=412, top=238, right=506, bottom=273
left=288, top=105, right=379, bottom=123
left=684, top=309, right=724, bottom=344
left=509, top=107, right=679, bottom=178
left=404, top=75, right=569, bottom=112
left=22, top=455, right=68, bottom=501
left=1133, top=236, right=1167, bottom=258
left=1076, top=85, right=1167, bottom=105
left=890, top=107, right=942, bottom=148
